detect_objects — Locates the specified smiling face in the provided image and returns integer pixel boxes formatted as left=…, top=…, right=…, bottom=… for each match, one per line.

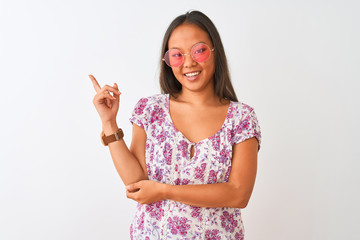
left=168, top=23, right=215, bottom=94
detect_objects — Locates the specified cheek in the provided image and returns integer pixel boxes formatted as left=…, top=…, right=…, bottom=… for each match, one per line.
left=203, top=60, right=215, bottom=75
left=171, top=68, right=183, bottom=79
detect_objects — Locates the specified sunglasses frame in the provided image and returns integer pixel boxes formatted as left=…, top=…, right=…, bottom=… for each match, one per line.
left=162, top=42, right=215, bottom=67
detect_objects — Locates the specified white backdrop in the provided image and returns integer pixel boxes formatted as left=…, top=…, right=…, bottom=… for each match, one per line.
left=1, top=0, right=359, bottom=239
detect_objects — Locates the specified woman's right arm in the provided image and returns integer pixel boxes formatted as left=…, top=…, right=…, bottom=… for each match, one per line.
left=90, top=74, right=148, bottom=186
left=102, top=120, right=148, bottom=186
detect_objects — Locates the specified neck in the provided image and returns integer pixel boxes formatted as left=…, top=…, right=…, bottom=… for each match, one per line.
left=174, top=85, right=220, bottom=106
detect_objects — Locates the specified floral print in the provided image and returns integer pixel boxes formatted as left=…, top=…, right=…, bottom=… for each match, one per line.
left=167, top=216, right=191, bottom=236
left=220, top=211, right=238, bottom=233
left=205, top=229, right=221, bottom=240
left=129, top=94, right=261, bottom=239
left=146, top=202, right=165, bottom=221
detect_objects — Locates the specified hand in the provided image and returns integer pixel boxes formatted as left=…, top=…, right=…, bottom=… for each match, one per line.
left=89, top=74, right=122, bottom=123
left=126, top=180, right=166, bottom=205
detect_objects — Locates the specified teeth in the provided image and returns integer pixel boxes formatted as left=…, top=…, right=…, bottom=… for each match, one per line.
left=185, top=71, right=200, bottom=77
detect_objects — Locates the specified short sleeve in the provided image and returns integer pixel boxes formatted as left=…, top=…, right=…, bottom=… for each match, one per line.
left=233, top=109, right=262, bottom=151
left=129, top=97, right=150, bottom=130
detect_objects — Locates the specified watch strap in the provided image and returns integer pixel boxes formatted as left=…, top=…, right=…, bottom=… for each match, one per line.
left=101, top=128, right=124, bottom=146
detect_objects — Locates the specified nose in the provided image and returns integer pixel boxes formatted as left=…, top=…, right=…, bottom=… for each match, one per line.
left=182, top=53, right=197, bottom=68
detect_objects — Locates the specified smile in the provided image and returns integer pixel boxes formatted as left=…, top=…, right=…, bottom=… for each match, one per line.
left=184, top=71, right=201, bottom=77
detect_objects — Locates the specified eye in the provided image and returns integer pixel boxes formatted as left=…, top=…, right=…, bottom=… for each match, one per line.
left=171, top=53, right=182, bottom=58
left=194, top=48, right=206, bottom=54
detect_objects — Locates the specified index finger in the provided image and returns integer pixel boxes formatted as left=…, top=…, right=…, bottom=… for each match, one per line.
left=89, top=74, right=101, bottom=92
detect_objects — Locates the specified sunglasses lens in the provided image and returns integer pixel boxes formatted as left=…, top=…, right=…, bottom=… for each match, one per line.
left=192, top=43, right=211, bottom=63
left=164, top=49, right=183, bottom=67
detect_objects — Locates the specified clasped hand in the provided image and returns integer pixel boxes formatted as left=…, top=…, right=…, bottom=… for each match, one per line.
left=126, top=180, right=166, bottom=205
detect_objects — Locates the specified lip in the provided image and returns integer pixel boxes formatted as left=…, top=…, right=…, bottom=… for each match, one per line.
left=183, top=71, right=201, bottom=81
left=183, top=70, right=201, bottom=75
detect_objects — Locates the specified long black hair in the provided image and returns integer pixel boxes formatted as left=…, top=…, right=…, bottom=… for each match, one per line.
left=159, top=10, right=238, bottom=102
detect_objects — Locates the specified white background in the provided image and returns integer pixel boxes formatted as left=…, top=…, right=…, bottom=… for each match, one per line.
left=1, top=0, right=359, bottom=239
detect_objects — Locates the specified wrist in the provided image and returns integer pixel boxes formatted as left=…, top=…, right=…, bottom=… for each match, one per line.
left=102, top=121, right=119, bottom=135
left=162, top=183, right=171, bottom=200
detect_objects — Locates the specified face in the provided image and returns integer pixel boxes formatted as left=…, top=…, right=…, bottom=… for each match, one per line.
left=167, top=23, right=215, bottom=94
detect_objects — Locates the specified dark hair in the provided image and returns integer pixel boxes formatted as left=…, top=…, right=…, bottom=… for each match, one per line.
left=159, top=10, right=238, bottom=102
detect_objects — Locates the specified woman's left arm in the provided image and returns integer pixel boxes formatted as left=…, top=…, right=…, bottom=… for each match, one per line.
left=126, top=137, right=259, bottom=208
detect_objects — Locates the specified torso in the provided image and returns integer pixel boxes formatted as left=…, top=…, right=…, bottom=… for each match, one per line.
left=128, top=93, right=259, bottom=239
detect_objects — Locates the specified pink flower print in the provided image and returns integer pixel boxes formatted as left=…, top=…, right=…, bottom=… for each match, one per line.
left=163, top=143, right=172, bottom=165
left=130, top=223, right=134, bottom=240
left=153, top=167, right=164, bottom=182
left=220, top=211, right=238, bottom=233
left=226, top=105, right=234, bottom=118
left=191, top=147, right=201, bottom=161
left=167, top=216, right=191, bottom=236
left=177, top=140, right=189, bottom=158
left=235, top=230, right=244, bottom=240
left=224, top=166, right=232, bottom=181
left=146, top=163, right=152, bottom=176
left=145, top=237, right=150, bottom=240
left=150, top=125, right=158, bottom=139
left=150, top=105, right=165, bottom=125
left=174, top=178, right=181, bottom=185
left=239, top=116, right=250, bottom=130
left=174, top=178, right=190, bottom=185
left=137, top=212, right=145, bottom=231
left=134, top=98, right=148, bottom=115
left=209, top=134, right=221, bottom=151
left=233, top=113, right=251, bottom=139
left=182, top=178, right=190, bottom=185
left=149, top=144, right=155, bottom=162
left=204, top=229, right=221, bottom=240
left=227, top=128, right=232, bottom=143
left=242, top=104, right=253, bottom=112
left=136, top=202, right=142, bottom=210
left=190, top=206, right=202, bottom=221
left=207, top=170, right=218, bottom=184
left=218, top=148, right=230, bottom=164
left=156, top=130, right=169, bottom=143
left=194, top=163, right=206, bottom=180
left=145, top=201, right=164, bottom=221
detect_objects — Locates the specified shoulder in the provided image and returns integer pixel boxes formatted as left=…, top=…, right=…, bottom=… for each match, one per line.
left=133, top=94, right=168, bottom=114
left=229, top=100, right=261, bottom=148
left=229, top=101, right=256, bottom=120
left=130, top=94, right=168, bottom=129
left=138, top=93, right=167, bottom=105
left=135, top=94, right=168, bottom=110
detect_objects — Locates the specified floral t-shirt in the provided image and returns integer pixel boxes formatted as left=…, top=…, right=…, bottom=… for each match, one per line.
left=129, top=94, right=261, bottom=240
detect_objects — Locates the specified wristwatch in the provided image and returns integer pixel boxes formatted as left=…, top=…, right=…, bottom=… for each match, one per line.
left=100, top=128, right=124, bottom=146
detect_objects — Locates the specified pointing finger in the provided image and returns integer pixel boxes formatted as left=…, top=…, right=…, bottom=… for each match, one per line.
left=89, top=74, right=101, bottom=92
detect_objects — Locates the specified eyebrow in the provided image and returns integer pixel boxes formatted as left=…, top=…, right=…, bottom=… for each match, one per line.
left=169, top=41, right=208, bottom=50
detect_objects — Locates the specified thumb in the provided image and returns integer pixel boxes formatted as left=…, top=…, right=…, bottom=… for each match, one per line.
left=126, top=182, right=141, bottom=192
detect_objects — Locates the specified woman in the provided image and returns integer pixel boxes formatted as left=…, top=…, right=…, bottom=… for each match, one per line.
left=90, top=10, right=261, bottom=240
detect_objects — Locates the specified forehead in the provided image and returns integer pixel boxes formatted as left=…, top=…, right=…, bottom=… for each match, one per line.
left=168, top=23, right=212, bottom=49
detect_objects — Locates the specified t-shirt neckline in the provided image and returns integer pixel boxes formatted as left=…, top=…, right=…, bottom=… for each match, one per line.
left=164, top=93, right=232, bottom=145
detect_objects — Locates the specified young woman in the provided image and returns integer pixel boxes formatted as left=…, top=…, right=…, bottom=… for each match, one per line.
left=90, top=10, right=261, bottom=240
